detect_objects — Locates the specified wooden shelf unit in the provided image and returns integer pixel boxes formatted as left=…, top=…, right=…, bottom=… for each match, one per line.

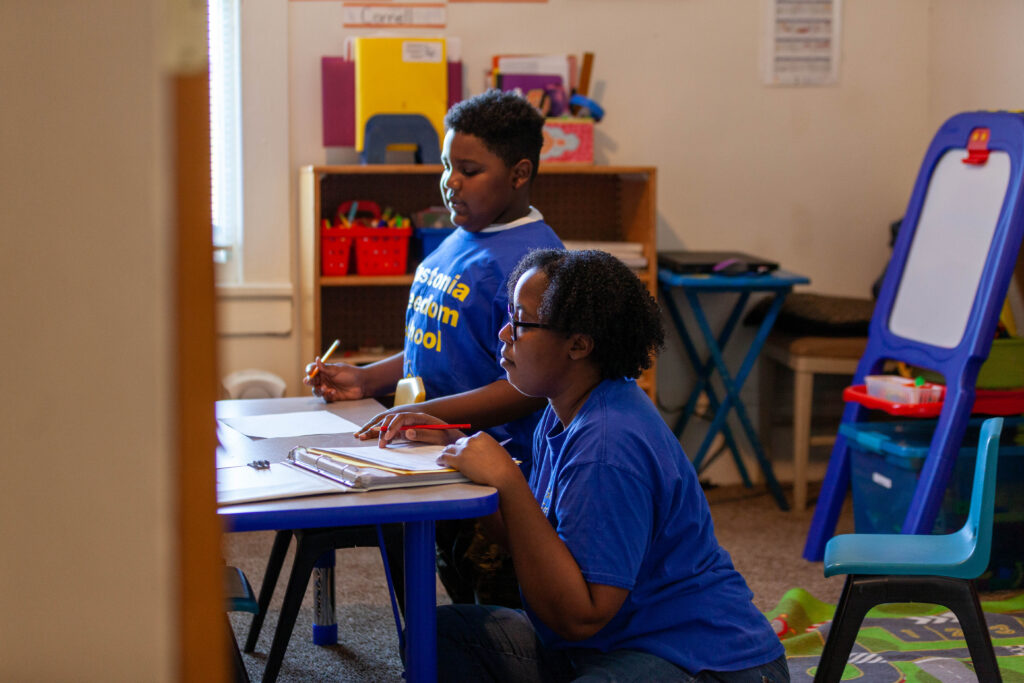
left=299, top=164, right=658, bottom=397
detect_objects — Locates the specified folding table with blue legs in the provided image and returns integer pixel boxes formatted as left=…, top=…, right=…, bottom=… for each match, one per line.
left=659, top=268, right=809, bottom=510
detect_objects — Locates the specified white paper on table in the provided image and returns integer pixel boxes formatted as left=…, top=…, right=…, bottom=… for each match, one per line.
left=219, top=411, right=361, bottom=439
left=216, top=462, right=352, bottom=505
left=320, top=443, right=451, bottom=472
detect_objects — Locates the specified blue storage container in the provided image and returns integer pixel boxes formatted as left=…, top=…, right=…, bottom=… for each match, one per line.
left=413, top=227, right=456, bottom=262
left=845, top=417, right=1024, bottom=588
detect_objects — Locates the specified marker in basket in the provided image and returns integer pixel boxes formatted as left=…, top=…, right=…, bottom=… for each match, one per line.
left=307, top=338, right=340, bottom=380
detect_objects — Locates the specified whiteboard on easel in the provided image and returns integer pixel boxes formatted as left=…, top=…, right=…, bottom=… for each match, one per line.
left=889, top=150, right=1011, bottom=348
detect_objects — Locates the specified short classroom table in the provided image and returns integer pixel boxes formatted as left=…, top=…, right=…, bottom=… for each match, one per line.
left=216, top=397, right=498, bottom=683
left=658, top=268, right=810, bottom=510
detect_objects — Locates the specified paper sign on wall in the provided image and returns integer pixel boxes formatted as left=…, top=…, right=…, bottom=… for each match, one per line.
left=342, top=2, right=446, bottom=28
left=762, top=0, right=842, bottom=86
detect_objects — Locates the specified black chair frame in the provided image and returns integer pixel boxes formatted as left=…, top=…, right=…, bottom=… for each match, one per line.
left=814, top=574, right=1001, bottom=682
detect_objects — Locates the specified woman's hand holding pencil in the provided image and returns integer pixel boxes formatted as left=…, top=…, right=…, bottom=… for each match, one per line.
left=361, top=412, right=470, bottom=447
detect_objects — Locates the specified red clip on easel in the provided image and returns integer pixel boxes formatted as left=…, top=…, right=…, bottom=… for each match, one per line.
left=963, top=127, right=991, bottom=165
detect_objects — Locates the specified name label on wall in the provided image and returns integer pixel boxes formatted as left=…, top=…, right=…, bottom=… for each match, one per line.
left=342, top=3, right=446, bottom=28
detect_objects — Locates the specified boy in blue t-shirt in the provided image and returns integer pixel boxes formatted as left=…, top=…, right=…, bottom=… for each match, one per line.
left=307, top=90, right=563, bottom=605
left=377, top=250, right=788, bottom=681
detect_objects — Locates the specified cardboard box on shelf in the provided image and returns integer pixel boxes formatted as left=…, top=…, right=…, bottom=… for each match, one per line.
left=541, top=118, right=593, bottom=164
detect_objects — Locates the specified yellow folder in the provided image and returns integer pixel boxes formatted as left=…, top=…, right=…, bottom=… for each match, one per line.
left=353, top=37, right=448, bottom=151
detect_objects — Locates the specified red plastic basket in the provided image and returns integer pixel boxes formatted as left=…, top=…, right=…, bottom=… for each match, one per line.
left=352, top=227, right=411, bottom=275
left=321, top=228, right=354, bottom=276
left=843, top=383, right=1024, bottom=417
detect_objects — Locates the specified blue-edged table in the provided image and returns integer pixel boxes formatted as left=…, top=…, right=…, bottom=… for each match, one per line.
left=658, top=268, right=809, bottom=510
left=217, top=397, right=497, bottom=683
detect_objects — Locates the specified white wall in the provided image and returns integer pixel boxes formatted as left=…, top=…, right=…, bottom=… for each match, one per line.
left=0, top=1, right=176, bottom=680
left=225, top=0, right=938, bottom=398
left=223, top=1, right=1020, bottom=482
left=928, top=0, right=1024, bottom=128
left=288, top=0, right=929, bottom=294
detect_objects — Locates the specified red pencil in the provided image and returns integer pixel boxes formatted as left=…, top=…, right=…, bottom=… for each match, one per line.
left=395, top=423, right=470, bottom=430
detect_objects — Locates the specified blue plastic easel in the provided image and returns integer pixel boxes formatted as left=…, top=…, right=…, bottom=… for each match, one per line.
left=804, top=111, right=1024, bottom=561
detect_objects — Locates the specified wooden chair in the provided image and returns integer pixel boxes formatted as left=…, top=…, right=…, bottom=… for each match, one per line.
left=753, top=292, right=874, bottom=510
left=760, top=333, right=867, bottom=511
left=813, top=418, right=1004, bottom=682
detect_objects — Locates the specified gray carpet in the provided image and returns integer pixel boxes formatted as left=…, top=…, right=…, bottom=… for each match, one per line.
left=224, top=483, right=854, bottom=682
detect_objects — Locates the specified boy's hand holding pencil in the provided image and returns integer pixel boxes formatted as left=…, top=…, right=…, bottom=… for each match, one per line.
left=306, top=338, right=339, bottom=379
left=303, top=339, right=368, bottom=402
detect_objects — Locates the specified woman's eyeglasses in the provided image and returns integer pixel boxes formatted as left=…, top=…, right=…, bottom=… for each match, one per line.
left=507, top=304, right=552, bottom=341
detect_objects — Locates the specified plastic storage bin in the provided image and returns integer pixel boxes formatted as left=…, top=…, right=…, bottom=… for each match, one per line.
left=413, top=227, right=455, bottom=261
left=351, top=227, right=411, bottom=275
left=914, top=337, right=1024, bottom=389
left=321, top=227, right=353, bottom=276
left=864, top=374, right=943, bottom=404
left=845, top=417, right=1024, bottom=588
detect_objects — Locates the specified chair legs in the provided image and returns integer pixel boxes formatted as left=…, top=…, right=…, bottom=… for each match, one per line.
left=814, top=575, right=1001, bottom=683
left=250, top=525, right=406, bottom=683
left=813, top=576, right=876, bottom=682
left=228, top=615, right=251, bottom=683
left=245, top=529, right=293, bottom=652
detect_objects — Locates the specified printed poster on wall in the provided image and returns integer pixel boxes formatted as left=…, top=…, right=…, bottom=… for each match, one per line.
left=762, top=0, right=841, bottom=86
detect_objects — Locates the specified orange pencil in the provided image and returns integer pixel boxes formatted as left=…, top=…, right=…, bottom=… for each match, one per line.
left=307, top=338, right=340, bottom=379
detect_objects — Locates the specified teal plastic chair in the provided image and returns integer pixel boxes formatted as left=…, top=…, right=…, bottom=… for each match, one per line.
left=814, top=417, right=1004, bottom=683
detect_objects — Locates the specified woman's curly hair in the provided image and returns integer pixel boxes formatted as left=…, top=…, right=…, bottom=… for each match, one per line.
left=507, top=249, right=665, bottom=380
left=444, top=89, right=544, bottom=181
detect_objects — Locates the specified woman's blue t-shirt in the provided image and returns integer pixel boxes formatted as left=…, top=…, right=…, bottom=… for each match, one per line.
left=403, top=219, right=563, bottom=469
left=525, top=378, right=784, bottom=673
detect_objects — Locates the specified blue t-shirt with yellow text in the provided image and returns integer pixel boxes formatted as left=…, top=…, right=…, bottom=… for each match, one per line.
left=403, top=217, right=563, bottom=469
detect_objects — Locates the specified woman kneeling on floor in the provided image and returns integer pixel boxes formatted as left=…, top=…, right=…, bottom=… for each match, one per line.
left=375, top=249, right=788, bottom=682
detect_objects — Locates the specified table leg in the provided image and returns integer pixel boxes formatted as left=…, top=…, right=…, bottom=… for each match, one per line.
left=659, top=280, right=796, bottom=509
left=683, top=290, right=749, bottom=470
left=661, top=284, right=747, bottom=441
left=403, top=520, right=437, bottom=683
left=662, top=285, right=753, bottom=484
left=660, top=283, right=710, bottom=437
left=312, top=552, right=337, bottom=645
left=685, top=290, right=789, bottom=509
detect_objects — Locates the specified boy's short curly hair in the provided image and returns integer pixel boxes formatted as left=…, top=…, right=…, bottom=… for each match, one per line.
left=507, top=249, right=665, bottom=380
left=444, top=89, right=545, bottom=181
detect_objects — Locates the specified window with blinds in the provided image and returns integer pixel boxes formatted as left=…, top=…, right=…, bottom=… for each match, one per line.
left=208, top=0, right=242, bottom=280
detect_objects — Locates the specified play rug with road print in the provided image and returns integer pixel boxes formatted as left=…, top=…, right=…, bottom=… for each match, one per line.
left=767, top=588, right=1024, bottom=681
